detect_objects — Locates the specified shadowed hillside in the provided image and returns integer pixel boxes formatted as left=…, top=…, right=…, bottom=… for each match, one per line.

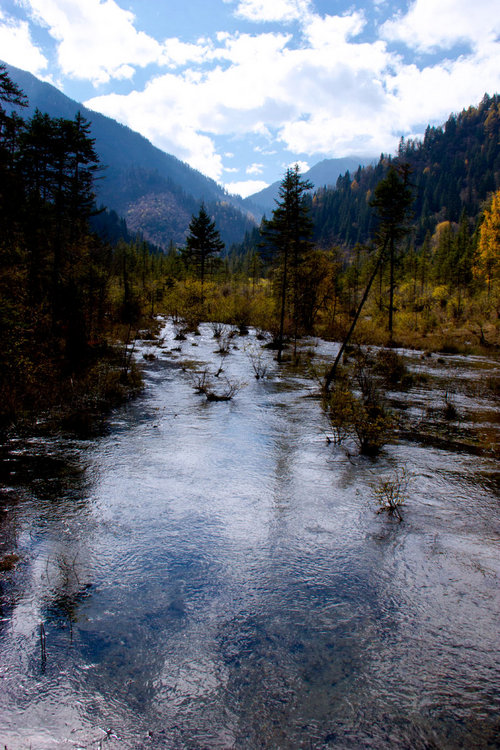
left=3, top=62, right=256, bottom=248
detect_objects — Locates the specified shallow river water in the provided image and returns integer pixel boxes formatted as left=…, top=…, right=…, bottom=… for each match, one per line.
left=0, top=320, right=499, bottom=749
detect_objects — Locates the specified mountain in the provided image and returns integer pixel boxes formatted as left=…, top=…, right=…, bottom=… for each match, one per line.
left=244, top=157, right=371, bottom=216
left=310, top=94, right=500, bottom=248
left=3, top=62, right=256, bottom=248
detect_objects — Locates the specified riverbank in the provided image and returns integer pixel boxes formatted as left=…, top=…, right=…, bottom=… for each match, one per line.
left=0, top=335, right=144, bottom=440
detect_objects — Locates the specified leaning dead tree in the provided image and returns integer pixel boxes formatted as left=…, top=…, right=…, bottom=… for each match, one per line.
left=324, top=164, right=413, bottom=392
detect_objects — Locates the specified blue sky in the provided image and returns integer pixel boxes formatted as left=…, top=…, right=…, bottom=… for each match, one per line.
left=1, top=0, right=499, bottom=196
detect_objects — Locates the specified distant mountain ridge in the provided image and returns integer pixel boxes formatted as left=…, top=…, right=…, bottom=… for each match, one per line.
left=245, top=157, right=372, bottom=216
left=3, top=62, right=256, bottom=248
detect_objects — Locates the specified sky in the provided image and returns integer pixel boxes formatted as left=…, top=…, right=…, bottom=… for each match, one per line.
left=1, top=0, right=499, bottom=197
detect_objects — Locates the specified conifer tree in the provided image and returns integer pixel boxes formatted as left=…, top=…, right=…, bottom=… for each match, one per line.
left=183, top=203, right=224, bottom=300
left=0, top=65, right=27, bottom=239
left=370, top=164, right=413, bottom=336
left=261, top=164, right=313, bottom=361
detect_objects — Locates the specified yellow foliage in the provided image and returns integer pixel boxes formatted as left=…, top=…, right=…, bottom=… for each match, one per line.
left=432, top=285, right=449, bottom=303
left=431, top=221, right=453, bottom=252
left=475, top=189, right=500, bottom=292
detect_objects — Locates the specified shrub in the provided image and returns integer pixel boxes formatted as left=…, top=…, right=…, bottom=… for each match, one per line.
left=321, top=385, right=357, bottom=445
left=246, top=346, right=268, bottom=380
left=323, top=350, right=394, bottom=455
left=374, top=348, right=413, bottom=387
left=352, top=400, right=394, bottom=456
left=371, top=467, right=411, bottom=521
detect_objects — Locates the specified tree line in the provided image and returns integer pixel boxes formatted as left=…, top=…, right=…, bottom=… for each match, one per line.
left=0, top=66, right=169, bottom=431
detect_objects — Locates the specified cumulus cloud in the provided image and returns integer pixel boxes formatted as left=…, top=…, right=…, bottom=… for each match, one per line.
left=233, top=0, right=312, bottom=24
left=0, top=9, right=48, bottom=74
left=86, top=31, right=296, bottom=179
left=160, top=38, right=212, bottom=69
left=84, top=2, right=500, bottom=181
left=382, top=0, right=500, bottom=51
left=20, top=0, right=162, bottom=84
left=288, top=160, right=310, bottom=173
left=386, top=44, right=500, bottom=131
left=86, top=78, right=225, bottom=179
left=246, top=163, right=264, bottom=175
left=225, top=179, right=269, bottom=197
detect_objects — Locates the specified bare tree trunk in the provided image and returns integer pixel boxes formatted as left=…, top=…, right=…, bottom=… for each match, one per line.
left=277, top=247, right=288, bottom=364
left=324, top=239, right=387, bottom=391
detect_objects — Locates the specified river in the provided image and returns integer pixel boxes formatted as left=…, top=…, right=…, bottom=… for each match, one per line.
left=0, top=319, right=499, bottom=749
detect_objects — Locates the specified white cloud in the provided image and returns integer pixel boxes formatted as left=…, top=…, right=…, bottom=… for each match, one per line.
left=86, top=78, right=225, bottom=179
left=224, top=179, right=269, bottom=197
left=21, top=0, right=162, bottom=84
left=160, top=38, right=212, bottom=69
left=0, top=10, right=48, bottom=74
left=255, top=147, right=277, bottom=155
left=85, top=3, right=500, bottom=182
left=304, top=11, right=366, bottom=47
left=234, top=0, right=312, bottom=24
left=86, top=31, right=295, bottom=179
left=246, top=162, right=264, bottom=175
left=386, top=44, right=500, bottom=132
left=381, top=0, right=500, bottom=51
left=288, top=160, right=310, bottom=173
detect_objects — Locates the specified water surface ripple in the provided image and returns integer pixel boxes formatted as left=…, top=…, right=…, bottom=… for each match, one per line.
left=0, top=321, right=499, bottom=748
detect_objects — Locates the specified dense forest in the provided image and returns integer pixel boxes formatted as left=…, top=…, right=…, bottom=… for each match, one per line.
left=0, top=66, right=170, bottom=432
left=227, top=95, right=499, bottom=353
left=1, top=66, right=498, bottom=434
left=309, top=94, right=500, bottom=247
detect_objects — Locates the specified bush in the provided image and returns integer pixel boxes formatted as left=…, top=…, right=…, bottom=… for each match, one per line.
left=371, top=467, right=411, bottom=521
left=246, top=346, right=268, bottom=380
left=352, top=400, right=394, bottom=456
left=374, top=348, right=413, bottom=387
left=321, top=384, right=357, bottom=445
left=323, top=350, right=394, bottom=455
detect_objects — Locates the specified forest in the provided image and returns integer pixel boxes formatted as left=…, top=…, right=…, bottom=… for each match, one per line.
left=0, top=65, right=498, bottom=434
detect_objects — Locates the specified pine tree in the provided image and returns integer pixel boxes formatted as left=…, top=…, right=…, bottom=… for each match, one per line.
left=183, top=203, right=224, bottom=300
left=261, top=164, right=313, bottom=361
left=370, top=164, right=413, bottom=336
left=0, top=65, right=28, bottom=240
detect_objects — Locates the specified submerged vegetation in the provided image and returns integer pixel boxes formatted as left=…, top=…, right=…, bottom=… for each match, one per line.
left=322, top=349, right=398, bottom=456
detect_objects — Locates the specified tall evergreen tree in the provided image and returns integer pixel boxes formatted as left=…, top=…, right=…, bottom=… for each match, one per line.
left=183, top=202, right=224, bottom=300
left=370, top=164, right=413, bottom=335
left=261, top=164, right=313, bottom=361
left=0, top=64, right=27, bottom=240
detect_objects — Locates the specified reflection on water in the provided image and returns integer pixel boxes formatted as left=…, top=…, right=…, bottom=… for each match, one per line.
left=0, top=320, right=499, bottom=748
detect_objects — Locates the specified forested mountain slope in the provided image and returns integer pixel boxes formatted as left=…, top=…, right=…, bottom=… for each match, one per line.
left=245, top=157, right=370, bottom=216
left=3, top=62, right=255, bottom=248
left=311, top=95, right=500, bottom=248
